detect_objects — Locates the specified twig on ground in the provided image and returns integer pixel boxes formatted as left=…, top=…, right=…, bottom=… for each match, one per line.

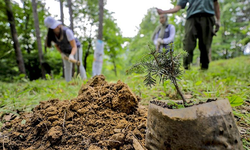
left=63, top=110, right=66, bottom=129
left=129, top=131, right=146, bottom=150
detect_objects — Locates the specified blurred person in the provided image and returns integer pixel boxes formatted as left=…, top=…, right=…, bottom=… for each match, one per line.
left=152, top=14, right=175, bottom=53
left=44, top=16, right=87, bottom=82
left=157, top=0, right=220, bottom=70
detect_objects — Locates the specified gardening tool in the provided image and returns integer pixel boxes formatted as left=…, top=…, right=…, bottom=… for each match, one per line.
left=63, top=55, right=80, bottom=66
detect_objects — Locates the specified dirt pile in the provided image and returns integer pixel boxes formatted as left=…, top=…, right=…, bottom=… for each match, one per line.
left=0, top=75, right=147, bottom=150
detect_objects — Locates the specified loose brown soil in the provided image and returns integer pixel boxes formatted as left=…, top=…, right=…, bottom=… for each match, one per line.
left=151, top=98, right=218, bottom=109
left=0, top=75, right=147, bottom=150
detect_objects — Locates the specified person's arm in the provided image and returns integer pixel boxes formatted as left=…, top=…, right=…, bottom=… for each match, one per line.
left=214, top=1, right=221, bottom=33
left=55, top=44, right=67, bottom=60
left=154, top=33, right=159, bottom=46
left=214, top=1, right=220, bottom=22
left=65, top=29, right=77, bottom=60
left=69, top=40, right=77, bottom=56
left=157, top=6, right=181, bottom=14
left=162, top=25, right=175, bottom=44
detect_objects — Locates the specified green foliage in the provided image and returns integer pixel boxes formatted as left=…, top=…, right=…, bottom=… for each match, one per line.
left=228, top=95, right=244, bottom=107
left=0, top=77, right=84, bottom=112
left=0, top=0, right=128, bottom=81
left=128, top=0, right=250, bottom=68
left=0, top=0, right=49, bottom=81
left=125, top=55, right=249, bottom=110
left=167, top=100, right=185, bottom=109
left=128, top=43, right=183, bottom=87
left=212, top=0, right=250, bottom=59
left=102, top=11, right=127, bottom=77
left=128, top=42, right=188, bottom=104
left=127, top=8, right=158, bottom=65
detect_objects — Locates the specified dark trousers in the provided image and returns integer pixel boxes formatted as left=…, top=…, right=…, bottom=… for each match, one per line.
left=183, top=14, right=215, bottom=69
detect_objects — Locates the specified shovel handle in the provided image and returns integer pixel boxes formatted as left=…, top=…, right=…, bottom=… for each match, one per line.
left=64, top=56, right=80, bottom=66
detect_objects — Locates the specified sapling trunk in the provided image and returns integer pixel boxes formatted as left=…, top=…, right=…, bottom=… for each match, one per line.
left=172, top=78, right=187, bottom=104
left=170, top=50, right=187, bottom=104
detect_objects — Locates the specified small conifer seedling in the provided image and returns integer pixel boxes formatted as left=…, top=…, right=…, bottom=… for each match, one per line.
left=127, top=44, right=187, bottom=104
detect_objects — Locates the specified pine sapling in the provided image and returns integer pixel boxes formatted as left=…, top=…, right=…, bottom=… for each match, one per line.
left=127, top=43, right=187, bottom=105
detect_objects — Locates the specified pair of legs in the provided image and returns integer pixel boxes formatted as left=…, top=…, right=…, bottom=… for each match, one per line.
left=183, top=15, right=215, bottom=70
left=63, top=46, right=87, bottom=82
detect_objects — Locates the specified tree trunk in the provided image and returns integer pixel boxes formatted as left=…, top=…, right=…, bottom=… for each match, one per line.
left=32, top=0, right=45, bottom=79
left=92, top=0, right=104, bottom=76
left=59, top=0, right=64, bottom=25
left=59, top=0, right=65, bottom=78
left=83, top=38, right=92, bottom=70
left=23, top=1, right=31, bottom=54
left=4, top=0, right=26, bottom=75
left=67, top=0, right=73, bottom=31
left=67, top=0, right=75, bottom=77
left=98, top=0, right=103, bottom=40
left=112, top=58, right=117, bottom=76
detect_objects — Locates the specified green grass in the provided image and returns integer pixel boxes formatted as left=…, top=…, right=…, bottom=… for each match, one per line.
left=0, top=77, right=87, bottom=113
left=124, top=56, right=249, bottom=105
left=0, top=55, right=250, bottom=148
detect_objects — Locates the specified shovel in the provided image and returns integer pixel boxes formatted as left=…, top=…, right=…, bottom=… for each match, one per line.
left=63, top=55, right=80, bottom=66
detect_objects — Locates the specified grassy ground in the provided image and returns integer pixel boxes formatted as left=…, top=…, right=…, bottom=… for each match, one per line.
left=0, top=55, right=250, bottom=149
left=124, top=55, right=250, bottom=149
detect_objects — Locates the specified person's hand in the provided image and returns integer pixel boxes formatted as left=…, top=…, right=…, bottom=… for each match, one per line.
left=68, top=54, right=75, bottom=62
left=156, top=8, right=164, bottom=15
left=61, top=53, right=66, bottom=60
left=214, top=20, right=220, bottom=33
left=157, top=38, right=164, bottom=45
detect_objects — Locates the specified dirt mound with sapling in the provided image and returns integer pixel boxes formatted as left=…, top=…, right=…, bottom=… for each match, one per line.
left=0, top=75, right=147, bottom=150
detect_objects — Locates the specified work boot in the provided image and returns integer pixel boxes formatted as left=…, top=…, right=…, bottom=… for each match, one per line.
left=201, top=63, right=209, bottom=70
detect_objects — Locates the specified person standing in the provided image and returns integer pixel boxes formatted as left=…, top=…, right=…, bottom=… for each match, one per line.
left=44, top=16, right=87, bottom=81
left=157, top=0, right=220, bottom=70
left=152, top=14, right=175, bottom=53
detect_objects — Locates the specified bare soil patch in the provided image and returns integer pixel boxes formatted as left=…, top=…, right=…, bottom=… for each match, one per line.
left=0, top=75, right=147, bottom=150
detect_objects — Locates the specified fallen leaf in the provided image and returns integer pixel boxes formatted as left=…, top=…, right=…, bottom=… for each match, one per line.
left=184, top=94, right=192, bottom=99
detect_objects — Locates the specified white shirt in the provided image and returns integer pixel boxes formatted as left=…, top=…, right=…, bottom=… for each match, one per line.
left=65, top=29, right=75, bottom=41
left=153, top=24, right=176, bottom=45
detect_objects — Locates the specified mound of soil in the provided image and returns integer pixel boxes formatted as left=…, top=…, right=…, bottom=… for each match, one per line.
left=0, top=75, right=147, bottom=150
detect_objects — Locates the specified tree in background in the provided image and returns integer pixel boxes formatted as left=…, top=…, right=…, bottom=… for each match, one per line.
left=4, top=0, right=26, bottom=76
left=32, top=0, right=45, bottom=79
left=128, top=8, right=158, bottom=65
left=59, top=0, right=64, bottom=25
left=212, top=0, right=250, bottom=59
left=128, top=0, right=250, bottom=69
left=49, top=0, right=126, bottom=78
left=102, top=13, right=125, bottom=77
left=66, top=0, right=77, bottom=75
left=67, top=0, right=73, bottom=31
left=97, top=0, right=103, bottom=41
left=70, top=0, right=98, bottom=72
left=92, top=0, right=104, bottom=76
left=57, top=0, right=65, bottom=78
